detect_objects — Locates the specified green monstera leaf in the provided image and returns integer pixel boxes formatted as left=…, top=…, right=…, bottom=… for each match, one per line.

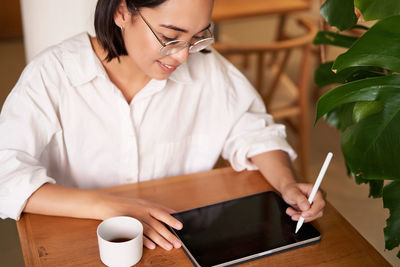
left=320, top=0, right=358, bottom=31
left=355, top=0, right=400, bottom=21
left=333, top=15, right=400, bottom=73
left=314, top=61, right=385, bottom=88
left=316, top=75, right=400, bottom=122
left=316, top=75, right=400, bottom=180
left=352, top=101, right=384, bottom=123
left=313, top=31, right=358, bottom=48
left=325, top=103, right=355, bottom=132
left=340, top=90, right=400, bottom=180
left=383, top=181, right=400, bottom=255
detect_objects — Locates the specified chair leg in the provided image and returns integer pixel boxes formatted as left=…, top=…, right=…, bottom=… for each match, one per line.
left=312, top=14, right=329, bottom=102
left=268, top=14, right=288, bottom=67
left=264, top=50, right=291, bottom=107
left=297, top=44, right=312, bottom=178
left=256, top=52, right=265, bottom=93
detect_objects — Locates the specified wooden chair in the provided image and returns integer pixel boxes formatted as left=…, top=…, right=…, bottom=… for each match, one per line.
left=213, top=17, right=317, bottom=178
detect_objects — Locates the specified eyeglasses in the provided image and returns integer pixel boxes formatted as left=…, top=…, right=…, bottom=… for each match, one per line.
left=134, top=8, right=214, bottom=56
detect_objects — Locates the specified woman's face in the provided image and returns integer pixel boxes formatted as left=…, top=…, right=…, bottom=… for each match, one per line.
left=115, top=0, right=213, bottom=80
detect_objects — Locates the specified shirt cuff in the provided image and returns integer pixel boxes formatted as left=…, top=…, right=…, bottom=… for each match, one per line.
left=228, top=134, right=297, bottom=172
left=0, top=171, right=55, bottom=220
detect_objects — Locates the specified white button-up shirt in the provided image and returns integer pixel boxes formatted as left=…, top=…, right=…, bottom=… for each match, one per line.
left=0, top=33, right=296, bottom=220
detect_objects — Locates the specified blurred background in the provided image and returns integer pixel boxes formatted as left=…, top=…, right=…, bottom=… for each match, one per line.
left=0, top=0, right=397, bottom=265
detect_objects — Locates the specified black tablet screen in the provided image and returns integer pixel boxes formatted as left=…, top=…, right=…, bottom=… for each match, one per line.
left=171, top=191, right=320, bottom=267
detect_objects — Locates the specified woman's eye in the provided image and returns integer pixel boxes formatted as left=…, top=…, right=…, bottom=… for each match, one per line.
left=192, top=36, right=203, bottom=41
left=161, top=35, right=176, bottom=42
left=192, top=31, right=210, bottom=41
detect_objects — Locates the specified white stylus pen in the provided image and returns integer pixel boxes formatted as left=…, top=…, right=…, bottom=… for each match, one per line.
left=295, top=152, right=333, bottom=234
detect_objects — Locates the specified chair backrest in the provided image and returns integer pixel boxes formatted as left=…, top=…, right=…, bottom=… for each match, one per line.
left=212, top=17, right=317, bottom=115
left=20, top=0, right=98, bottom=62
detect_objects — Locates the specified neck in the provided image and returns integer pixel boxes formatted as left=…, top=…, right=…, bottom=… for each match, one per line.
left=90, top=37, right=151, bottom=103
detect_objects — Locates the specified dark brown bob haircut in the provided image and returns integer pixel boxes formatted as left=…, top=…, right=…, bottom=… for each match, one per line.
left=95, top=0, right=166, bottom=62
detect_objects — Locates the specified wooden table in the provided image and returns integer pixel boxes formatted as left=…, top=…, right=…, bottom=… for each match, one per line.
left=17, top=168, right=390, bottom=266
left=212, top=0, right=311, bottom=22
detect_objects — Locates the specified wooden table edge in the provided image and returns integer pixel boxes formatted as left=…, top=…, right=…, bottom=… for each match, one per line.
left=17, top=214, right=41, bottom=266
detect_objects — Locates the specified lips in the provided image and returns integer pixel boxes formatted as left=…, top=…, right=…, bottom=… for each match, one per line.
left=157, top=60, right=178, bottom=74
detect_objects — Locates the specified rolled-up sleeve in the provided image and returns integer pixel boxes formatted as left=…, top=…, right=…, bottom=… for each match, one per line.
left=220, top=61, right=296, bottom=171
left=0, top=64, right=59, bottom=220
left=0, top=150, right=55, bottom=220
left=222, top=107, right=297, bottom=171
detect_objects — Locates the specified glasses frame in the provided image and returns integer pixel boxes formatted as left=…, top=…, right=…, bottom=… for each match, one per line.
left=134, top=8, right=214, bottom=56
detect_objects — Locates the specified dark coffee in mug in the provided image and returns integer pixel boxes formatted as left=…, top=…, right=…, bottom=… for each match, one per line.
left=109, top=237, right=131, bottom=243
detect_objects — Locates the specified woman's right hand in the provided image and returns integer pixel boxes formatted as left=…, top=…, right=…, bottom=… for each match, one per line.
left=24, top=183, right=182, bottom=250
left=97, top=194, right=183, bottom=250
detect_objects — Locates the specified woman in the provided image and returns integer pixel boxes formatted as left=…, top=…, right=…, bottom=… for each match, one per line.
left=0, top=0, right=325, bottom=251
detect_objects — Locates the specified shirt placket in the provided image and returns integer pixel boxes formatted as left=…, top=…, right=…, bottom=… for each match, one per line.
left=128, top=98, right=150, bottom=183
left=126, top=79, right=166, bottom=183
left=119, top=99, right=140, bottom=184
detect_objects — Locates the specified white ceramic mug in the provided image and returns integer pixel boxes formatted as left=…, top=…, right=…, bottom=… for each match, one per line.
left=97, top=216, right=143, bottom=267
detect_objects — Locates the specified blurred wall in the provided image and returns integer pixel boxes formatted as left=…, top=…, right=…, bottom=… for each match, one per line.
left=0, top=1, right=23, bottom=39
left=20, top=0, right=98, bottom=62
left=0, top=0, right=25, bottom=108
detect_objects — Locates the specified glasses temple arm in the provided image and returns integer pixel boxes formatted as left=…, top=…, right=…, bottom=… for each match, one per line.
left=134, top=7, right=166, bottom=47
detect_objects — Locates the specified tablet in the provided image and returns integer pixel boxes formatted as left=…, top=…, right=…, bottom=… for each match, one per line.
left=170, top=191, right=321, bottom=267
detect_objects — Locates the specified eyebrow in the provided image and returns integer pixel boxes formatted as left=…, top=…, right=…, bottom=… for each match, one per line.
left=159, top=23, right=211, bottom=34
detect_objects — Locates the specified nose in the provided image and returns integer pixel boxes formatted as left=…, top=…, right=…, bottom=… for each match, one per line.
left=171, top=46, right=190, bottom=64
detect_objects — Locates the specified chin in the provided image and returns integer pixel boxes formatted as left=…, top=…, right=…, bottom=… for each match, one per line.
left=148, top=68, right=172, bottom=80
left=149, top=73, right=169, bottom=81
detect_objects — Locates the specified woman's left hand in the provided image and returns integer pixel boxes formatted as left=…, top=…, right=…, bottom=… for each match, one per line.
left=281, top=183, right=326, bottom=222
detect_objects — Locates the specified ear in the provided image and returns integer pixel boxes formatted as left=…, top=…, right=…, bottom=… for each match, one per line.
left=114, top=0, right=132, bottom=28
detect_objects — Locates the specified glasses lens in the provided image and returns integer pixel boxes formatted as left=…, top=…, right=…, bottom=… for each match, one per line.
left=189, top=38, right=214, bottom=53
left=160, top=41, right=188, bottom=55
left=159, top=36, right=214, bottom=55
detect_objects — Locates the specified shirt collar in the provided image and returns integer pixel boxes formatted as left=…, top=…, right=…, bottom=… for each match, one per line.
left=168, top=60, right=193, bottom=84
left=60, top=33, right=107, bottom=87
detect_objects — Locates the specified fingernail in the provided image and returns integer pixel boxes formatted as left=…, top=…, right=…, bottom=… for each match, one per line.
left=300, top=203, right=309, bottom=210
left=302, top=212, right=310, bottom=218
left=174, top=240, right=181, bottom=248
left=164, top=243, right=173, bottom=250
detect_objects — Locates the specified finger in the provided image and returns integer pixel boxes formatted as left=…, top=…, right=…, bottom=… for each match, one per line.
left=286, top=207, right=300, bottom=217
left=150, top=203, right=177, bottom=214
left=150, top=208, right=183, bottom=230
left=304, top=210, right=324, bottom=222
left=297, top=183, right=326, bottom=201
left=288, top=185, right=310, bottom=212
left=291, top=204, right=324, bottom=222
left=143, top=222, right=174, bottom=250
left=136, top=198, right=177, bottom=214
left=291, top=213, right=301, bottom=221
left=146, top=214, right=182, bottom=249
left=143, top=236, right=156, bottom=250
left=287, top=207, right=302, bottom=221
left=301, top=192, right=326, bottom=219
